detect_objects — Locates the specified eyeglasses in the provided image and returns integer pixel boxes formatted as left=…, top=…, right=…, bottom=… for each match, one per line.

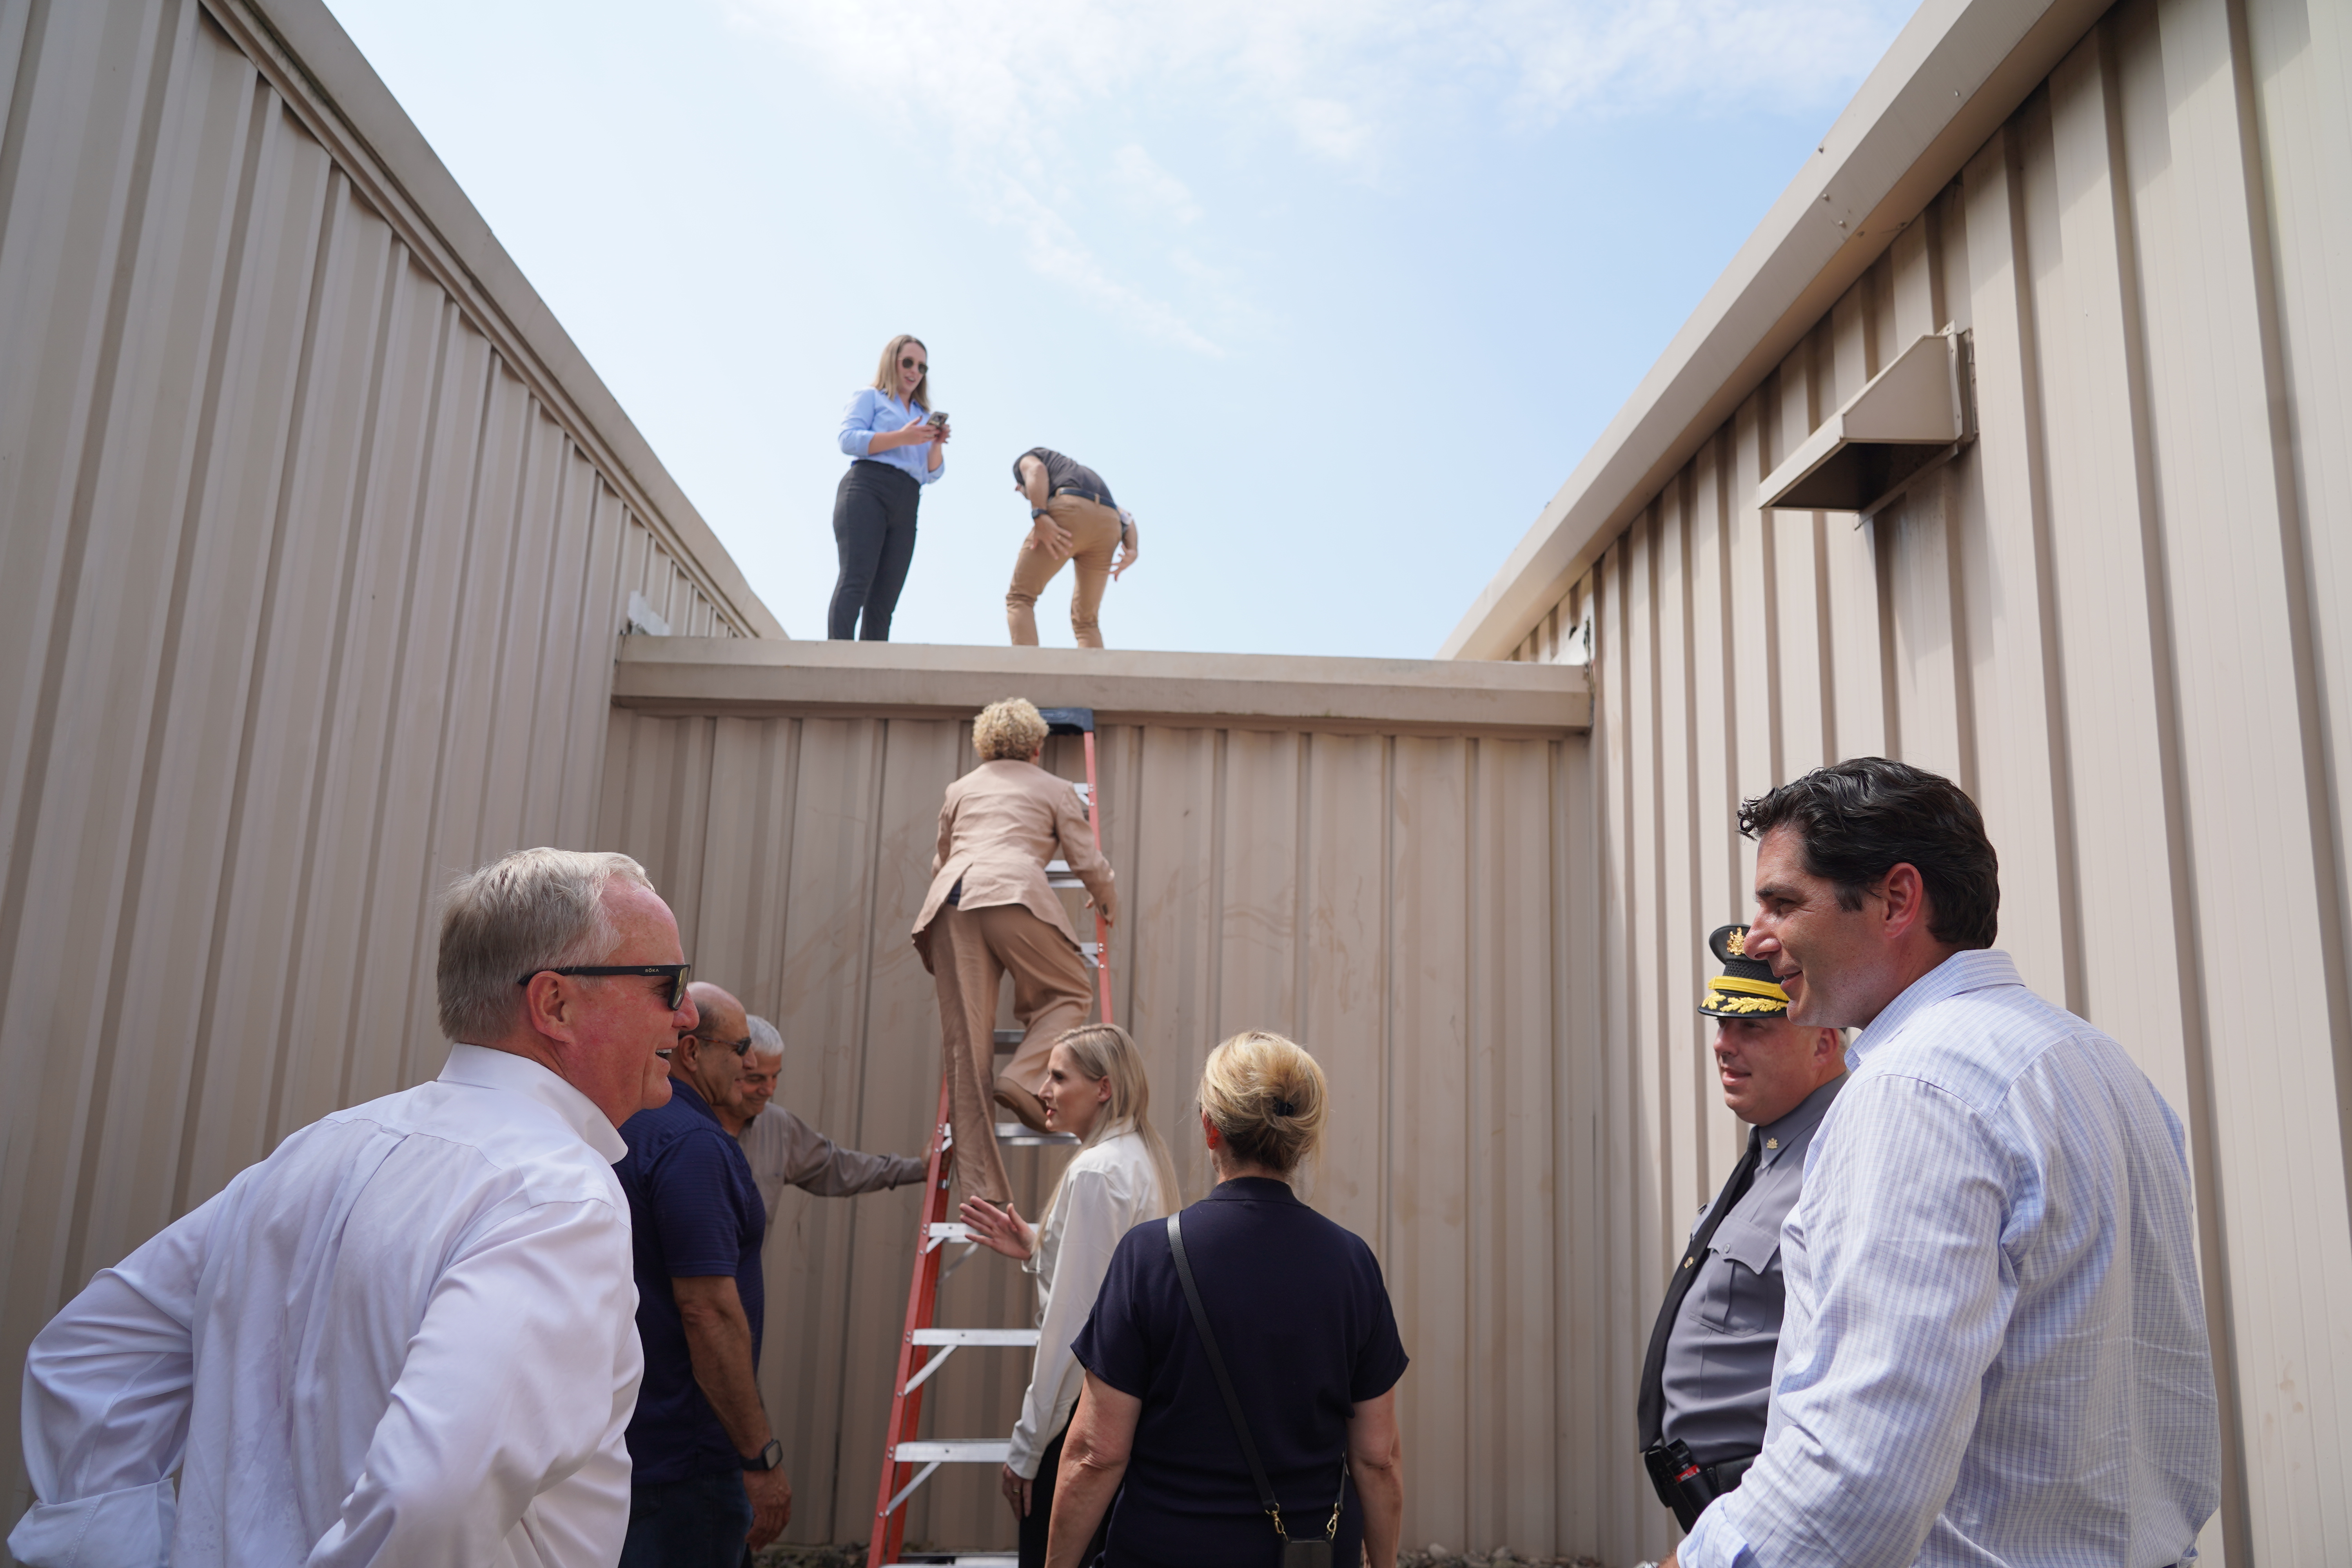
left=688, top=1031, right=757, bottom=1057
left=900, top=356, right=927, bottom=372
left=516, top=963, right=692, bottom=1010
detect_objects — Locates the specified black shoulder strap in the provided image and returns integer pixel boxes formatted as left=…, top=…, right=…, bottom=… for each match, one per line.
left=1166, top=1212, right=1285, bottom=1530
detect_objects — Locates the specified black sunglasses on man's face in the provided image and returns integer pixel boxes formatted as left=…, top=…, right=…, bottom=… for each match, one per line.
left=516, top=963, right=691, bottom=1011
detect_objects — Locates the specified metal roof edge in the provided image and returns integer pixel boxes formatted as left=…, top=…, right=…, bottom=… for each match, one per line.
left=613, top=637, right=1592, bottom=734
left=215, top=0, right=789, bottom=640
left=1437, top=0, right=2111, bottom=662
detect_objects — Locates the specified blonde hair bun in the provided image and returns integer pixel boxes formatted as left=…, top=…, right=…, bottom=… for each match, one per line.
left=1198, top=1030, right=1327, bottom=1176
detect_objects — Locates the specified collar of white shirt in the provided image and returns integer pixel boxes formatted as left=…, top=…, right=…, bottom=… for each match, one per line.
left=1848, top=947, right=2024, bottom=1069
left=438, top=1042, right=628, bottom=1163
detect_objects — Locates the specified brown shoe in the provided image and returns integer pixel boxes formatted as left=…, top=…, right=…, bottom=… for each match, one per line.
left=993, top=1076, right=1053, bottom=1134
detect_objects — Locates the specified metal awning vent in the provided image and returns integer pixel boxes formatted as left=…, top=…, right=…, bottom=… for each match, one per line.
left=1760, top=330, right=1974, bottom=518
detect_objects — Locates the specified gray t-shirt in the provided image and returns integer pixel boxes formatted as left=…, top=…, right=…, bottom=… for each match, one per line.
left=1014, top=447, right=1115, bottom=509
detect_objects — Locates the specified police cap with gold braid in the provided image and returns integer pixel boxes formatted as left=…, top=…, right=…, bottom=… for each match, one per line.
left=1697, top=923, right=1790, bottom=1018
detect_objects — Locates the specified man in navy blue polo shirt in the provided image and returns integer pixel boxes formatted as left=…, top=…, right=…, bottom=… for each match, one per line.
left=615, top=982, right=790, bottom=1566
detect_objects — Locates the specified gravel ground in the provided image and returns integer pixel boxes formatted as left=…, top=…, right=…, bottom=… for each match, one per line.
left=1401, top=1551, right=1611, bottom=1568
left=750, top=1546, right=867, bottom=1568
left=751, top=1548, right=1618, bottom=1568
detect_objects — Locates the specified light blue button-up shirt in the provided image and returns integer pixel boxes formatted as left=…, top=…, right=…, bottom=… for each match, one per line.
left=837, top=388, right=944, bottom=486
left=1682, top=949, right=2218, bottom=1568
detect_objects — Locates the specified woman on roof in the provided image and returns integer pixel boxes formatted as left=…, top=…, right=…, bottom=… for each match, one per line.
left=828, top=333, right=946, bottom=640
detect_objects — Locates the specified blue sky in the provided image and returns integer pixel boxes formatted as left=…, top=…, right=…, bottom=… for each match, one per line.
left=323, top=0, right=1916, bottom=657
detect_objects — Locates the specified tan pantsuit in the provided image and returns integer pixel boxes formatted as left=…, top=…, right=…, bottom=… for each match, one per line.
left=925, top=902, right=1096, bottom=1205
left=1007, top=494, right=1123, bottom=648
left=913, top=759, right=1118, bottom=1205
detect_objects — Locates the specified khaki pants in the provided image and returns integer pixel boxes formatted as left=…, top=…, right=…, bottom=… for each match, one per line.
left=1007, top=494, right=1122, bottom=649
left=927, top=902, right=1096, bottom=1204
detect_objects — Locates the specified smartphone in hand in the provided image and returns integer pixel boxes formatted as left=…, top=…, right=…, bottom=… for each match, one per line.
left=927, top=411, right=949, bottom=428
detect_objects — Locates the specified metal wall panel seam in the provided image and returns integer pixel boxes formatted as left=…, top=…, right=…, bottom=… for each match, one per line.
left=2243, top=0, right=2352, bottom=1339
left=1655, top=491, right=1703, bottom=1228
left=0, top=0, right=181, bottom=1208
left=381, top=310, right=494, bottom=1094
left=194, top=0, right=764, bottom=638
left=1952, top=125, right=2069, bottom=1004
left=160, top=96, right=336, bottom=1209
left=258, top=175, right=400, bottom=1155
left=2217, top=0, right=2352, bottom=1312
left=335, top=273, right=453, bottom=1112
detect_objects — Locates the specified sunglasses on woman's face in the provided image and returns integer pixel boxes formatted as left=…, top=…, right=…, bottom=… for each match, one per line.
left=900, top=356, right=927, bottom=372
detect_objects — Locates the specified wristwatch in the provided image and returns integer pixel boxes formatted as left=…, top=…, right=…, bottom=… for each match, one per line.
left=742, top=1438, right=784, bottom=1472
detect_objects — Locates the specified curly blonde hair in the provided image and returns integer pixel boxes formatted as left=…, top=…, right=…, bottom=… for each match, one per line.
left=1199, top=1030, right=1328, bottom=1176
left=973, top=697, right=1048, bottom=762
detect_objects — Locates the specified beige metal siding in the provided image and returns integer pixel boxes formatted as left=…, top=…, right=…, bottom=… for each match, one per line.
left=0, top=0, right=772, bottom=1542
left=1494, top=0, right=2348, bottom=1558
left=597, top=709, right=1595, bottom=1555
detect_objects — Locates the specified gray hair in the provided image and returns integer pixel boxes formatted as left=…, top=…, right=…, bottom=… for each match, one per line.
left=437, top=849, right=654, bottom=1042
left=746, top=1015, right=783, bottom=1060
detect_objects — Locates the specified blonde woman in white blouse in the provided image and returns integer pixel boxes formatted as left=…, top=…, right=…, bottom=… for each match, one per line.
left=960, top=1024, right=1178, bottom=1568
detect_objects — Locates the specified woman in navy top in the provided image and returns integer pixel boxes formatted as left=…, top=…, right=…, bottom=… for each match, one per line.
left=1052, top=1031, right=1408, bottom=1568
left=829, top=334, right=946, bottom=640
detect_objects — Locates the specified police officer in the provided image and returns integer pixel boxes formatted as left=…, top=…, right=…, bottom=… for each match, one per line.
left=1635, top=925, right=1846, bottom=1530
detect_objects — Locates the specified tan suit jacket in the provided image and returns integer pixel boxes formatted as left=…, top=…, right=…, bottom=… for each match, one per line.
left=912, top=759, right=1116, bottom=960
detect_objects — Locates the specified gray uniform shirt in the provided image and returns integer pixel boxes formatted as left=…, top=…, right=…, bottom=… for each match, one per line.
left=738, top=1103, right=926, bottom=1220
left=1660, top=1073, right=1845, bottom=1466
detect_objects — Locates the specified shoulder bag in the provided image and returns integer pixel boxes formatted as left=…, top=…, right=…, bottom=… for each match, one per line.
left=1165, top=1212, right=1347, bottom=1568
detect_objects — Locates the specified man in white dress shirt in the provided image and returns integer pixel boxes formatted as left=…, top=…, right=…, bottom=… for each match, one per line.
left=1667, top=760, right=2218, bottom=1568
left=10, top=848, right=698, bottom=1568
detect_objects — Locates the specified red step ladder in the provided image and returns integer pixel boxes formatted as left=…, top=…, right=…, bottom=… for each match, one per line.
left=868, top=711, right=1112, bottom=1568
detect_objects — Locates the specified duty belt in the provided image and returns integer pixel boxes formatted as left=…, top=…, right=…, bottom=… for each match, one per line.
left=1052, top=485, right=1114, bottom=509
left=1641, top=1440, right=1756, bottom=1530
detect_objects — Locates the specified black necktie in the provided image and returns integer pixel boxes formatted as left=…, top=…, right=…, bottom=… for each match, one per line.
left=1637, top=1126, right=1765, bottom=1448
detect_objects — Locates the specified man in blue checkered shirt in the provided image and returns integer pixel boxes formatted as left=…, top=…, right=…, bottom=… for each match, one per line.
left=1668, top=759, right=2218, bottom=1568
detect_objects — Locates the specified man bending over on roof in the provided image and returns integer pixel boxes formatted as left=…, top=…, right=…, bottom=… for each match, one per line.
left=1008, top=447, right=1138, bottom=648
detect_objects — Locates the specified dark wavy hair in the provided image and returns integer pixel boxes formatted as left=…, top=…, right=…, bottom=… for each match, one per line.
left=1737, top=758, right=1999, bottom=949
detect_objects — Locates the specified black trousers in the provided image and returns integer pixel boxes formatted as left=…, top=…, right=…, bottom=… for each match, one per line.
left=828, top=461, right=920, bottom=640
left=1020, top=1418, right=1111, bottom=1568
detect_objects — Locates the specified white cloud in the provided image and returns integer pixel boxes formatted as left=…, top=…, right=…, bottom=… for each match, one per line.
left=1290, top=98, right=1372, bottom=165
left=1110, top=144, right=1202, bottom=227
left=724, top=0, right=1909, bottom=348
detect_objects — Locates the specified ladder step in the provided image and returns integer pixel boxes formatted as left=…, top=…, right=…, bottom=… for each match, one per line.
left=883, top=1557, right=1018, bottom=1566
left=910, top=1327, right=1038, bottom=1347
left=891, top=1440, right=1013, bottom=1463
left=1044, top=858, right=1083, bottom=889
left=993, top=1029, right=1022, bottom=1047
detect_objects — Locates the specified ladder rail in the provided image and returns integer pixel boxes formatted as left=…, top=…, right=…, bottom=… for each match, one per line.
left=870, top=1076, right=955, bottom=1567
left=1083, top=730, right=1113, bottom=1025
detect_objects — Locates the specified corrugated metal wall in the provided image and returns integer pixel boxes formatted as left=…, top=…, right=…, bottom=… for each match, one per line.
left=597, top=709, right=1603, bottom=1557
left=0, top=0, right=764, bottom=1543
left=1497, top=0, right=2349, bottom=1559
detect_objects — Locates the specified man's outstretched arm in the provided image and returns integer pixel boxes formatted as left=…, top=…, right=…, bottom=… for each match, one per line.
left=757, top=1105, right=925, bottom=1196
